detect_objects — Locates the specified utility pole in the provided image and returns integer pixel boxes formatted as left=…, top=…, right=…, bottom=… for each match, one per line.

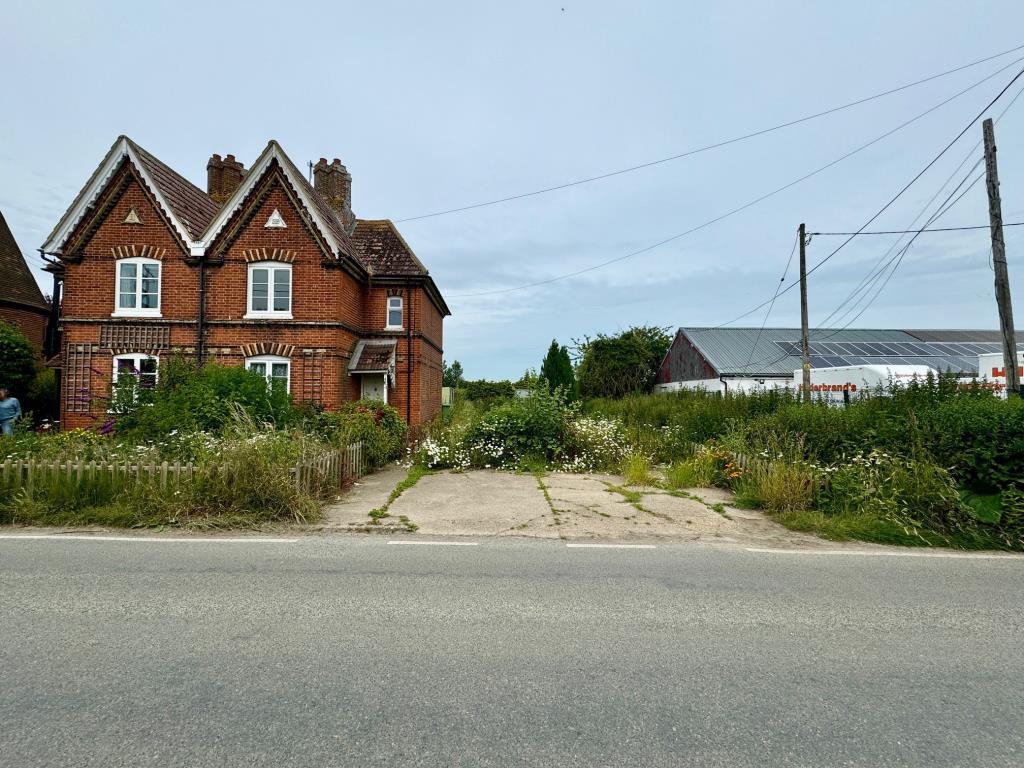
left=799, top=222, right=811, bottom=402
left=983, top=118, right=1020, bottom=397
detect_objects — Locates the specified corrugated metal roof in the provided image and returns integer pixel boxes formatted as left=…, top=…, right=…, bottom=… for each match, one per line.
left=677, top=327, right=1024, bottom=377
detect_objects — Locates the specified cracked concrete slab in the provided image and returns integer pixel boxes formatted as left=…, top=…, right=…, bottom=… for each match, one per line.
left=389, top=470, right=554, bottom=537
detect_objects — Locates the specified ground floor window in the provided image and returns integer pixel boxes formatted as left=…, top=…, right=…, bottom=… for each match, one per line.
left=113, top=354, right=158, bottom=389
left=246, top=355, right=291, bottom=392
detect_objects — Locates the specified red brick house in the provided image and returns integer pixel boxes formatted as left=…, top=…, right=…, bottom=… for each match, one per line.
left=0, top=209, right=50, bottom=354
left=41, top=136, right=449, bottom=429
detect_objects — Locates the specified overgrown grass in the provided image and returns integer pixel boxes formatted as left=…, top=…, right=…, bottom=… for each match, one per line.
left=620, top=453, right=654, bottom=486
left=732, top=462, right=816, bottom=514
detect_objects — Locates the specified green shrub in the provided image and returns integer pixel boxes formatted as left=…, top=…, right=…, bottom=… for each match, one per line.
left=461, top=379, right=515, bottom=402
left=815, top=451, right=972, bottom=540
left=467, top=387, right=571, bottom=468
left=114, top=357, right=294, bottom=439
left=318, top=400, right=406, bottom=468
left=0, top=320, right=37, bottom=398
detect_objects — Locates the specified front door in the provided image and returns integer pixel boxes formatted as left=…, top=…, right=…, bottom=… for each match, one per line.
left=361, top=373, right=387, bottom=402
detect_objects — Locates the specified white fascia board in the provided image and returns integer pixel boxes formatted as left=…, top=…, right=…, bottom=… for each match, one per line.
left=195, top=141, right=342, bottom=260
left=41, top=136, right=198, bottom=255
left=42, top=137, right=130, bottom=254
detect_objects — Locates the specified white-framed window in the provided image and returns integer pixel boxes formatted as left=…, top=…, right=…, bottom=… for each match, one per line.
left=246, top=262, right=292, bottom=318
left=112, top=354, right=159, bottom=390
left=113, top=258, right=161, bottom=317
left=246, top=355, right=291, bottom=392
left=386, top=295, right=403, bottom=329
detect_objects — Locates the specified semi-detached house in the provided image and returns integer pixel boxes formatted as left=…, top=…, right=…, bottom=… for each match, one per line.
left=41, top=136, right=449, bottom=429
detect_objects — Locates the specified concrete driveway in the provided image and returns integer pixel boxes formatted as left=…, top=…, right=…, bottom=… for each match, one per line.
left=323, top=467, right=831, bottom=548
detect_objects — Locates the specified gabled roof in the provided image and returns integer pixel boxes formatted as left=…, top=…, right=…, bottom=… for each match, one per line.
left=130, top=140, right=218, bottom=239
left=0, top=209, right=48, bottom=311
left=40, top=137, right=449, bottom=315
left=201, top=140, right=357, bottom=262
left=41, top=136, right=218, bottom=255
left=350, top=219, right=428, bottom=276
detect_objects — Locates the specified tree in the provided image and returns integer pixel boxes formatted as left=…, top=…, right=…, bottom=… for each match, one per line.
left=574, top=325, right=672, bottom=399
left=0, top=320, right=37, bottom=398
left=443, top=359, right=464, bottom=388
left=539, top=339, right=578, bottom=400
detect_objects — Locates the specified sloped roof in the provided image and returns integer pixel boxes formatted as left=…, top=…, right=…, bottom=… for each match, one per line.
left=0, top=209, right=48, bottom=311
left=675, top=327, right=1024, bottom=378
left=40, top=138, right=447, bottom=318
left=128, top=139, right=218, bottom=239
left=350, top=219, right=427, bottom=276
left=200, top=140, right=358, bottom=263
left=348, top=339, right=397, bottom=372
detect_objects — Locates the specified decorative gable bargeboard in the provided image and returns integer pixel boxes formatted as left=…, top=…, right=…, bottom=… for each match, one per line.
left=44, top=137, right=449, bottom=428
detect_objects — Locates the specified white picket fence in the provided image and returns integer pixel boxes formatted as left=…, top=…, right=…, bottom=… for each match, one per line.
left=0, top=441, right=365, bottom=495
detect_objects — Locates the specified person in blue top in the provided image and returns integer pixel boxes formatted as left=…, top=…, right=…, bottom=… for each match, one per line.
left=0, top=386, right=22, bottom=436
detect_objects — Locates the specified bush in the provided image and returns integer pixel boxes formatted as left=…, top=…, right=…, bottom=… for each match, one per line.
left=814, top=451, right=973, bottom=540
left=314, top=400, right=406, bottom=469
left=575, top=326, right=672, bottom=399
left=114, top=358, right=294, bottom=439
left=461, top=379, right=515, bottom=402
left=0, top=320, right=37, bottom=398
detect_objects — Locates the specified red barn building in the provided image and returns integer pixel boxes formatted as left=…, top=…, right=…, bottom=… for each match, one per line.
left=42, top=137, right=449, bottom=429
left=0, top=209, right=50, bottom=354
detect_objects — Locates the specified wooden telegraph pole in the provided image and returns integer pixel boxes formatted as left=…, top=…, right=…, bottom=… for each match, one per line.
left=799, top=223, right=811, bottom=402
left=983, top=118, right=1021, bottom=397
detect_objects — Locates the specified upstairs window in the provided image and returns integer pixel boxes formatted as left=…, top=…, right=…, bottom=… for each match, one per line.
left=386, top=295, right=403, bottom=329
left=247, top=262, right=292, bottom=318
left=114, top=258, right=161, bottom=317
left=246, top=355, right=291, bottom=392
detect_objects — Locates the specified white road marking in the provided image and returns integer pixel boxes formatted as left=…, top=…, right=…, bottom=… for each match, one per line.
left=745, top=547, right=1020, bottom=560
left=566, top=543, right=657, bottom=549
left=387, top=540, right=479, bottom=546
left=0, top=535, right=298, bottom=543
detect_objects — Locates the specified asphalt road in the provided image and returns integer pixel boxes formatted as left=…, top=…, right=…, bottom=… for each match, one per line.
left=1, top=535, right=1022, bottom=768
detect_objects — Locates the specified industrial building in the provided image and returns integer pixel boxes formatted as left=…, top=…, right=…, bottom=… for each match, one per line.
left=655, top=327, right=1024, bottom=393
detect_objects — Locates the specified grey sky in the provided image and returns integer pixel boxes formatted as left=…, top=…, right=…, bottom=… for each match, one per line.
left=3, top=1, right=1024, bottom=380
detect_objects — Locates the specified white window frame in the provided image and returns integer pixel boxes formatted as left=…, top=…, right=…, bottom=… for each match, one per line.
left=245, top=355, right=291, bottom=393
left=112, top=257, right=161, bottom=318
left=112, top=353, right=159, bottom=390
left=385, top=295, right=403, bottom=330
left=245, top=261, right=293, bottom=319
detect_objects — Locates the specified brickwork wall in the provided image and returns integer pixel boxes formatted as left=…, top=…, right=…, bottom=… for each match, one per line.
left=55, top=171, right=445, bottom=427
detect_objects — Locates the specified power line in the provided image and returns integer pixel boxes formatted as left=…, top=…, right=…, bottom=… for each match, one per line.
left=811, top=222, right=1024, bottom=235
left=741, top=231, right=800, bottom=374
left=450, top=57, right=1024, bottom=299
left=796, top=79, right=1024, bottom=333
left=396, top=43, right=1024, bottom=223
left=713, top=62, right=1024, bottom=330
left=740, top=160, right=994, bottom=372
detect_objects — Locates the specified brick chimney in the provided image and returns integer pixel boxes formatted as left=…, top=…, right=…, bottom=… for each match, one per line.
left=206, top=153, right=246, bottom=205
left=313, top=157, right=355, bottom=232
